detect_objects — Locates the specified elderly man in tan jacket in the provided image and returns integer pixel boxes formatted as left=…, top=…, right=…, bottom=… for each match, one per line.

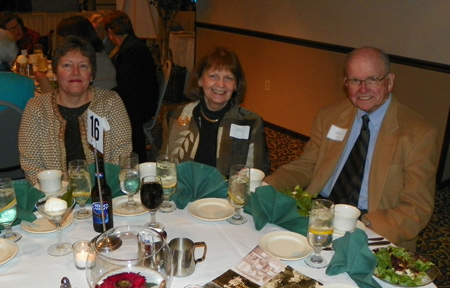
left=265, top=46, right=438, bottom=251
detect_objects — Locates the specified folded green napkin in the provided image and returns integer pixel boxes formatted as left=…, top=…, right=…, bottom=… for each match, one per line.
left=244, top=185, right=309, bottom=236
left=326, top=229, right=382, bottom=288
left=88, top=163, right=122, bottom=200
left=172, top=161, right=228, bottom=209
left=1, top=180, right=45, bottom=230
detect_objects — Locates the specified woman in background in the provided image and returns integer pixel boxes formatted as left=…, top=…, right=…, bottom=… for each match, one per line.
left=160, top=46, right=271, bottom=176
left=19, top=36, right=131, bottom=185
left=0, top=12, right=40, bottom=55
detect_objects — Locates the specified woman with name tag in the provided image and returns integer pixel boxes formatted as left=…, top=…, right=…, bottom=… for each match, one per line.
left=18, top=36, right=131, bottom=185
left=160, top=46, right=270, bottom=176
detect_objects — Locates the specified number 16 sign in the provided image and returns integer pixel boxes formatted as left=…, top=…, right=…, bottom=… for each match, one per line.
left=88, top=109, right=110, bottom=154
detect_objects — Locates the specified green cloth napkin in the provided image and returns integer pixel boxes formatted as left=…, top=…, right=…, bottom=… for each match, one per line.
left=88, top=163, right=122, bottom=200
left=326, top=229, right=382, bottom=288
left=244, top=185, right=309, bottom=236
left=172, top=161, right=228, bottom=209
left=0, top=180, right=45, bottom=230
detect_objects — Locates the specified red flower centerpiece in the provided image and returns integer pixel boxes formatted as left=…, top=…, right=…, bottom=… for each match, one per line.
left=97, top=272, right=147, bottom=288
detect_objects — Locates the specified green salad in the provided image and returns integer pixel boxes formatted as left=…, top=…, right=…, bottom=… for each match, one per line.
left=280, top=185, right=314, bottom=216
left=374, top=246, right=435, bottom=287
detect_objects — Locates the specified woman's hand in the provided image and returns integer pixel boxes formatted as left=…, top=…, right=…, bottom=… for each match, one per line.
left=34, top=71, right=55, bottom=94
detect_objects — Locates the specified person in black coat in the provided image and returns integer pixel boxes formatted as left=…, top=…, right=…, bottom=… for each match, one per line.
left=103, top=10, right=158, bottom=162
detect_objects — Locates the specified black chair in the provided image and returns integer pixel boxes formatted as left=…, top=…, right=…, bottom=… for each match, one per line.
left=38, top=29, right=54, bottom=60
left=0, top=101, right=25, bottom=179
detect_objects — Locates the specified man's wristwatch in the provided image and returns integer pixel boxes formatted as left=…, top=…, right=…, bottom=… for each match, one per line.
left=361, top=214, right=371, bottom=228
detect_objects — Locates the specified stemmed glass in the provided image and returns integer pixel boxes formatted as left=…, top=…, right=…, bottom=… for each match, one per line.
left=68, top=159, right=91, bottom=219
left=156, top=154, right=177, bottom=213
left=35, top=195, right=76, bottom=256
left=0, top=178, right=22, bottom=242
left=119, top=152, right=141, bottom=210
left=227, top=164, right=250, bottom=225
left=305, top=199, right=334, bottom=268
left=140, top=175, right=164, bottom=229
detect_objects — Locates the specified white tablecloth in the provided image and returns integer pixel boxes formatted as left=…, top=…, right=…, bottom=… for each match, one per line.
left=1, top=203, right=437, bottom=288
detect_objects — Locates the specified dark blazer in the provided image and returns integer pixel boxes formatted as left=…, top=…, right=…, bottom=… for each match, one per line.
left=113, top=34, right=158, bottom=161
left=265, top=97, right=438, bottom=250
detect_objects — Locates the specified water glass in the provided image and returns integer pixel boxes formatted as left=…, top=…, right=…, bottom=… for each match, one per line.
left=119, top=152, right=141, bottom=210
left=305, top=199, right=334, bottom=268
left=68, top=159, right=91, bottom=219
left=156, top=155, right=177, bottom=213
left=0, top=178, right=21, bottom=242
left=227, top=164, right=250, bottom=225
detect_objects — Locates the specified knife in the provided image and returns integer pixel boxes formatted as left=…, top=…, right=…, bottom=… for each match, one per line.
left=368, top=240, right=391, bottom=246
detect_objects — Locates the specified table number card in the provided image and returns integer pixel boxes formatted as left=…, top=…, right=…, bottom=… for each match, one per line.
left=87, top=109, right=110, bottom=154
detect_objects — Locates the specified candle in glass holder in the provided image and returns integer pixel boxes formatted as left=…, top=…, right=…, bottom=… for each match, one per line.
left=72, top=240, right=91, bottom=269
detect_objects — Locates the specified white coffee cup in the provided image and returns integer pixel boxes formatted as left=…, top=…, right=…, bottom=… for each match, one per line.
left=37, top=170, right=62, bottom=193
left=334, top=204, right=361, bottom=234
left=139, top=162, right=156, bottom=178
left=249, top=168, right=265, bottom=192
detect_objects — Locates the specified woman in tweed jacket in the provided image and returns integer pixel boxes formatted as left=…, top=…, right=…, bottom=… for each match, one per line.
left=18, top=36, right=131, bottom=185
left=160, top=47, right=270, bottom=176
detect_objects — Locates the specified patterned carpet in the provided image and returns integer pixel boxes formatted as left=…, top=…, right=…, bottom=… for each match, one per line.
left=152, top=102, right=449, bottom=287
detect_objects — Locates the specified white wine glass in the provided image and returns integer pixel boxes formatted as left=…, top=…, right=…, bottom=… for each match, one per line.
left=0, top=178, right=22, bottom=242
left=68, top=159, right=91, bottom=219
left=305, top=199, right=334, bottom=268
left=140, top=175, right=164, bottom=229
left=156, top=154, right=177, bottom=213
left=227, top=164, right=250, bottom=225
left=35, top=195, right=76, bottom=256
left=119, top=152, right=141, bottom=210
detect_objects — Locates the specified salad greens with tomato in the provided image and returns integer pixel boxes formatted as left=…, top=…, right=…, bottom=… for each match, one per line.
left=280, top=185, right=314, bottom=216
left=374, top=246, right=435, bottom=287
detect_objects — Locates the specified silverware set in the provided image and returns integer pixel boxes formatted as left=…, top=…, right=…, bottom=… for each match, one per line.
left=323, top=236, right=391, bottom=251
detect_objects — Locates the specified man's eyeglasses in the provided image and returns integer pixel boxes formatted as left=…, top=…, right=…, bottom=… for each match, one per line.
left=345, top=73, right=390, bottom=88
left=7, top=24, right=22, bottom=32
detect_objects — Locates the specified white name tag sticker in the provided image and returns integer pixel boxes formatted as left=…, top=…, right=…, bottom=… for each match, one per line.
left=230, top=124, right=250, bottom=140
left=88, top=109, right=109, bottom=153
left=327, top=124, right=347, bottom=141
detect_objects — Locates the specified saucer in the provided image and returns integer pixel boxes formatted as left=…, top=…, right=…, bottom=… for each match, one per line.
left=0, top=239, right=19, bottom=266
left=34, top=181, right=68, bottom=196
left=21, top=212, right=74, bottom=233
left=113, top=195, right=149, bottom=217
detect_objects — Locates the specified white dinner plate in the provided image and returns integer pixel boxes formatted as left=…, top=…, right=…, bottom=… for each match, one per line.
left=0, top=239, right=19, bottom=266
left=113, top=195, right=149, bottom=217
left=21, top=212, right=74, bottom=234
left=258, top=231, right=313, bottom=260
left=188, top=198, right=235, bottom=221
left=321, top=284, right=358, bottom=288
left=34, top=181, right=68, bottom=196
left=333, top=220, right=366, bottom=237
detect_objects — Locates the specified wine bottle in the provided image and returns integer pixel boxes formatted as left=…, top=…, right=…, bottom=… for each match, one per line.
left=91, top=153, right=114, bottom=232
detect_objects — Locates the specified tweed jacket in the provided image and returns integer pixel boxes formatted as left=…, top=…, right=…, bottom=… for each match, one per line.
left=18, top=87, right=132, bottom=185
left=265, top=97, right=438, bottom=250
left=160, top=101, right=271, bottom=176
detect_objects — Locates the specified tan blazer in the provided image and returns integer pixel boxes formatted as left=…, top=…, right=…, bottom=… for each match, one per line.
left=265, top=97, right=438, bottom=250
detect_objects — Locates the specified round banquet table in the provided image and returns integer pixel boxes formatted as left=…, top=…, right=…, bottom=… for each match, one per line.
left=1, top=201, right=437, bottom=288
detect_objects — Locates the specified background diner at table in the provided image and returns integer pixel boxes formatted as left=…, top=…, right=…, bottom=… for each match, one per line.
left=0, top=28, right=34, bottom=111
left=0, top=12, right=40, bottom=56
left=160, top=46, right=271, bottom=177
left=265, top=46, right=438, bottom=251
left=18, top=36, right=132, bottom=185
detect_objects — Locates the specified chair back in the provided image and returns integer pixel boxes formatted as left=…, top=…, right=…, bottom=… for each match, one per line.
left=143, top=60, right=172, bottom=144
left=0, top=101, right=25, bottom=179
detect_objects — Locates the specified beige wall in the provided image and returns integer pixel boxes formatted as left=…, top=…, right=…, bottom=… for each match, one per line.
left=195, top=1, right=450, bottom=183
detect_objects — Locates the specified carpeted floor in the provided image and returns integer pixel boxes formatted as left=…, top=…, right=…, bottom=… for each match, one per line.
left=152, top=102, right=449, bottom=287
